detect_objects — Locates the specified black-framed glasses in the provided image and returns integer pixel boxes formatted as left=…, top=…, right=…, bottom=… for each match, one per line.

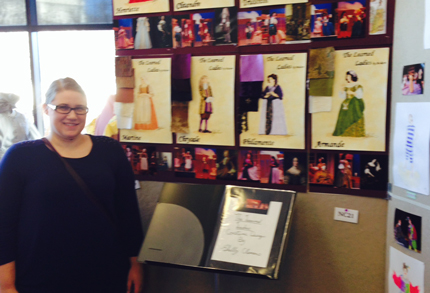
left=47, top=104, right=89, bottom=115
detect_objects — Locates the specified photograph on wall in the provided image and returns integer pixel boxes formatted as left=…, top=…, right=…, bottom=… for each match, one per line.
left=389, top=247, right=424, bottom=293
left=240, top=53, right=307, bottom=149
left=120, top=58, right=172, bottom=144
left=133, top=17, right=153, bottom=50
left=311, top=3, right=336, bottom=38
left=402, top=64, right=425, bottom=96
left=263, top=8, right=288, bottom=45
left=122, top=144, right=157, bottom=175
left=176, top=55, right=235, bottom=146
left=309, top=153, right=335, bottom=185
left=113, top=0, right=169, bottom=16
left=191, top=12, right=216, bottom=47
left=369, top=0, right=387, bottom=35
left=285, top=3, right=311, bottom=41
left=393, top=103, right=430, bottom=195
left=259, top=150, right=284, bottom=184
left=240, top=0, right=307, bottom=9
left=333, top=153, right=360, bottom=189
left=215, top=149, right=238, bottom=180
left=284, top=152, right=307, bottom=186
left=173, top=0, right=234, bottom=11
left=214, top=7, right=238, bottom=46
left=311, top=48, right=390, bottom=151
left=335, top=0, right=366, bottom=39
left=172, top=15, right=194, bottom=48
left=394, top=209, right=422, bottom=253
left=360, top=154, right=388, bottom=191
left=238, top=11, right=264, bottom=46
left=238, top=150, right=261, bottom=182
left=194, top=148, right=217, bottom=180
left=157, top=152, right=172, bottom=172
left=174, top=147, right=196, bottom=178
left=114, top=19, right=134, bottom=49
left=149, top=16, right=172, bottom=48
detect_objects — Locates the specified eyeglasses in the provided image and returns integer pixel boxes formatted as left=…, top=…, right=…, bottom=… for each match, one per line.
left=47, top=104, right=89, bottom=115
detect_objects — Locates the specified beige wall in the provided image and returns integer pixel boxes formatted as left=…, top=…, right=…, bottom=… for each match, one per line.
left=137, top=182, right=387, bottom=292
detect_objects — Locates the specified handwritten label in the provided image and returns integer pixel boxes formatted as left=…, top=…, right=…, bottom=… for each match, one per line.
left=242, top=139, right=275, bottom=146
left=211, top=201, right=282, bottom=267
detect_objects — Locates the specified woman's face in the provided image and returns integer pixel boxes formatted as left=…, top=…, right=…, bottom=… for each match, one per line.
left=202, top=76, right=208, bottom=84
left=268, top=77, right=275, bottom=86
left=45, top=90, right=87, bottom=141
left=293, top=158, right=298, bottom=167
left=246, top=153, right=251, bottom=159
left=346, top=73, right=352, bottom=83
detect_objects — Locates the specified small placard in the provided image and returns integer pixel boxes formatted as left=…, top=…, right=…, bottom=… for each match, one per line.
left=406, top=191, right=417, bottom=200
left=334, top=207, right=359, bottom=224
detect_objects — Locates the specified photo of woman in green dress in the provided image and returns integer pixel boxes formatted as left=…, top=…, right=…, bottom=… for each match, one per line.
left=333, top=70, right=365, bottom=137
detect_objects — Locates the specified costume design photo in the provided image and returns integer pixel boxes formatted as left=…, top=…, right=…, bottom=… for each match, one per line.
left=335, top=1, right=367, bottom=39
left=194, top=148, right=217, bottom=180
left=134, top=17, right=152, bottom=49
left=134, top=75, right=158, bottom=130
left=114, top=19, right=134, bottom=49
left=259, top=74, right=287, bottom=135
left=284, top=152, right=307, bottom=186
left=214, top=7, right=237, bottom=45
left=333, top=70, right=365, bottom=137
left=285, top=3, right=311, bottom=41
left=174, top=147, right=195, bottom=178
left=311, top=3, right=336, bottom=38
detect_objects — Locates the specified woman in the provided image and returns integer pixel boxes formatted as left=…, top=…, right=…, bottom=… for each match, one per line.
left=140, top=148, right=148, bottom=171
left=134, top=17, right=152, bottom=49
left=268, top=12, right=278, bottom=44
left=269, top=156, right=281, bottom=184
left=184, top=151, right=193, bottom=171
left=0, top=78, right=144, bottom=293
left=134, top=75, right=158, bottom=130
left=241, top=152, right=259, bottom=181
left=338, top=12, right=350, bottom=38
left=245, top=21, right=254, bottom=45
left=333, top=71, right=365, bottom=137
left=285, top=157, right=303, bottom=185
left=259, top=74, right=287, bottom=135
left=198, top=75, right=214, bottom=133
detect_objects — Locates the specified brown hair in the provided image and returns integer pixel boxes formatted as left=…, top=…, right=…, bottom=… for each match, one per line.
left=45, top=77, right=86, bottom=104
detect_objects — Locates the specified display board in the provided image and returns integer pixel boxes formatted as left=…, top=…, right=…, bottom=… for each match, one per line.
left=112, top=0, right=393, bottom=199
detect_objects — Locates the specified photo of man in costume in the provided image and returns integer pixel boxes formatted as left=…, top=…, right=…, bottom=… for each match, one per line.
left=198, top=75, right=214, bottom=133
left=393, top=209, right=422, bottom=253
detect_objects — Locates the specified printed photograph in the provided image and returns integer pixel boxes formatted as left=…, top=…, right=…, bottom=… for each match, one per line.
left=259, top=150, right=284, bottom=184
left=284, top=152, right=307, bottom=186
left=261, top=8, right=288, bottom=45
left=402, top=64, right=424, bottom=96
left=238, top=11, right=265, bottom=46
left=123, top=144, right=157, bottom=175
left=369, top=0, right=386, bottom=35
left=360, top=154, right=388, bottom=190
left=174, top=147, right=196, bottom=178
left=394, top=209, right=422, bottom=253
left=238, top=150, right=261, bottom=181
left=285, top=3, right=311, bottom=41
left=311, top=3, right=336, bottom=38
left=335, top=0, right=367, bottom=39
left=114, top=19, right=134, bottom=49
left=191, top=12, right=216, bottom=47
left=309, top=153, right=335, bottom=185
left=157, top=152, right=172, bottom=172
left=333, top=153, right=360, bottom=189
left=149, top=15, right=172, bottom=48
left=214, top=7, right=238, bottom=45
left=194, top=148, right=217, bottom=180
left=134, top=17, right=153, bottom=49
left=215, top=149, right=238, bottom=180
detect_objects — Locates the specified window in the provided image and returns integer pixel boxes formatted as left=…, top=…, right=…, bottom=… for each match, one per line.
left=0, top=0, right=114, bottom=134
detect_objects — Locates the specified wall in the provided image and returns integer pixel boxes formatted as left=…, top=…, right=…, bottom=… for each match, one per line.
left=387, top=0, right=430, bottom=291
left=137, top=181, right=387, bottom=292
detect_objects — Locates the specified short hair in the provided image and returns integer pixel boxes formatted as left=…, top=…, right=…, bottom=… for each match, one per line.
left=45, top=77, right=86, bottom=104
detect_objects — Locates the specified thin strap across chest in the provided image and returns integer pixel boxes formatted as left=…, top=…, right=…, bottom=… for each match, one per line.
left=42, top=138, right=117, bottom=230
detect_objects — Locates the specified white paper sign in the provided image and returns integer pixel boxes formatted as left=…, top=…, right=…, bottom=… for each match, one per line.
left=210, top=201, right=282, bottom=268
left=393, top=103, right=430, bottom=195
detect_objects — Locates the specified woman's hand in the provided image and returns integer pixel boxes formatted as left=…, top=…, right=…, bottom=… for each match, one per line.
left=127, top=257, right=144, bottom=293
